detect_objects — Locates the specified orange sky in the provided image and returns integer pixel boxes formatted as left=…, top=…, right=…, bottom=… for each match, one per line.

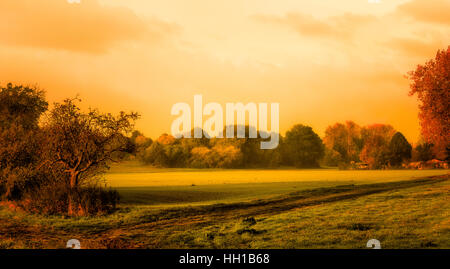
left=1, top=0, right=449, bottom=142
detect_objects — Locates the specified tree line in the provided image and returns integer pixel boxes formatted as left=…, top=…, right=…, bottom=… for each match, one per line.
left=126, top=121, right=442, bottom=170
left=129, top=124, right=323, bottom=169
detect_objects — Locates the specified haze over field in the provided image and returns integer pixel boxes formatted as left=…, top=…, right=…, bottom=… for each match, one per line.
left=1, top=0, right=449, bottom=142
left=106, top=164, right=450, bottom=187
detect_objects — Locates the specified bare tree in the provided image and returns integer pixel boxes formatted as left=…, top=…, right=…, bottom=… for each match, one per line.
left=39, top=98, right=139, bottom=215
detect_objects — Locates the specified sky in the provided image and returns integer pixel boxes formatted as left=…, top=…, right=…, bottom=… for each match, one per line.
left=1, top=0, right=449, bottom=142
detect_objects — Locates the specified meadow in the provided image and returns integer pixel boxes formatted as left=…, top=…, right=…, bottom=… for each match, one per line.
left=107, top=162, right=448, bottom=205
left=0, top=162, right=448, bottom=249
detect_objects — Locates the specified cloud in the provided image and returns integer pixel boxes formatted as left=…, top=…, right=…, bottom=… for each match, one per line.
left=0, top=0, right=177, bottom=53
left=2, top=0, right=439, bottom=142
left=252, top=12, right=375, bottom=40
left=386, top=37, right=446, bottom=58
left=396, top=0, right=450, bottom=25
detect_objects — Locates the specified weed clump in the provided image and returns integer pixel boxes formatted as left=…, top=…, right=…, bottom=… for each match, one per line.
left=346, top=223, right=373, bottom=231
left=236, top=216, right=266, bottom=235
left=242, top=217, right=257, bottom=226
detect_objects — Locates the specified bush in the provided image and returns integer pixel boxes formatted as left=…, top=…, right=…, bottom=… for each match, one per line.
left=0, top=165, right=41, bottom=201
left=20, top=183, right=119, bottom=216
left=72, top=187, right=120, bottom=216
left=20, top=183, right=68, bottom=215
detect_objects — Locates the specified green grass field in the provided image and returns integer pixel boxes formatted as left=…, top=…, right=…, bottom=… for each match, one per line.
left=0, top=162, right=448, bottom=249
left=107, top=162, right=448, bottom=206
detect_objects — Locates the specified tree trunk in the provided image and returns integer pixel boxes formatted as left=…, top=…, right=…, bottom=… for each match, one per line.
left=68, top=171, right=78, bottom=216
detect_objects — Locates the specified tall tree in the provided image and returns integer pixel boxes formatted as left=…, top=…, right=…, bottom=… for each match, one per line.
left=283, top=124, right=324, bottom=168
left=359, top=124, right=396, bottom=169
left=412, top=141, right=435, bottom=162
left=0, top=83, right=48, bottom=199
left=408, top=46, right=449, bottom=160
left=323, top=121, right=363, bottom=164
left=388, top=132, right=412, bottom=167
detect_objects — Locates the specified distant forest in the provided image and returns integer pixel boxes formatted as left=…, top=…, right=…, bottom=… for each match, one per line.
left=127, top=121, right=442, bottom=170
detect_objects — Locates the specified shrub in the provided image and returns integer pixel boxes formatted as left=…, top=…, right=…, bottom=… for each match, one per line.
left=20, top=183, right=69, bottom=215
left=21, top=183, right=119, bottom=216
left=71, top=187, right=120, bottom=216
left=0, top=165, right=41, bottom=201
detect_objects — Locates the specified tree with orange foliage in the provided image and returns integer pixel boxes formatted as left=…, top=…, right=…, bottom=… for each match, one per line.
left=408, top=46, right=449, bottom=160
left=323, top=121, right=363, bottom=164
left=157, top=133, right=176, bottom=145
left=359, top=124, right=396, bottom=169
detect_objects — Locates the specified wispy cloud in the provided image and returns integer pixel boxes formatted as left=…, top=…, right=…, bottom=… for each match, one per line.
left=0, top=0, right=178, bottom=53
left=396, top=0, right=450, bottom=25
left=252, top=12, right=376, bottom=40
left=386, top=37, right=446, bottom=58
